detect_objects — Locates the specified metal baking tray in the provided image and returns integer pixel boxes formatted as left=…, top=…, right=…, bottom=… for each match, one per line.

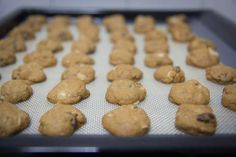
left=0, top=8, right=236, bottom=155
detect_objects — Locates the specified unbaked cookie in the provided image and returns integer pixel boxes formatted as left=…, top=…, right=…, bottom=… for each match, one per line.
left=134, top=15, right=155, bottom=34
left=39, top=105, right=86, bottom=136
left=186, top=47, right=220, bottom=68
left=109, top=49, right=134, bottom=65
left=8, top=25, right=35, bottom=40
left=0, top=50, right=16, bottom=67
left=103, top=14, right=126, bottom=32
left=51, top=15, right=70, bottom=25
left=144, top=53, right=173, bottom=68
left=0, top=36, right=26, bottom=53
left=0, top=101, right=30, bottom=137
left=105, top=79, right=146, bottom=105
left=222, top=85, right=236, bottom=112
left=62, top=53, right=94, bottom=68
left=113, top=40, right=136, bottom=55
left=48, top=28, right=73, bottom=41
left=79, top=25, right=100, bottom=43
left=110, top=30, right=134, bottom=43
left=168, top=80, right=210, bottom=105
left=12, top=62, right=46, bottom=84
left=154, top=65, right=185, bottom=84
left=175, top=104, right=217, bottom=136
left=71, top=39, right=96, bottom=54
left=188, top=37, right=216, bottom=51
left=76, top=15, right=94, bottom=28
left=37, top=38, right=63, bottom=53
left=107, top=64, right=142, bottom=82
left=167, top=14, right=187, bottom=26
left=145, top=40, right=169, bottom=54
left=0, top=80, right=33, bottom=103
left=47, top=79, right=90, bottom=105
left=206, top=64, right=236, bottom=85
left=145, top=29, right=167, bottom=42
left=26, top=14, right=47, bottom=25
left=23, top=50, right=57, bottom=68
left=102, top=105, right=150, bottom=137
left=61, top=65, right=95, bottom=84
left=171, top=27, right=193, bottom=42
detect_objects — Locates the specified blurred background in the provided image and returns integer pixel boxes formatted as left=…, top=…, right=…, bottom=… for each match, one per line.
left=0, top=0, right=236, bottom=24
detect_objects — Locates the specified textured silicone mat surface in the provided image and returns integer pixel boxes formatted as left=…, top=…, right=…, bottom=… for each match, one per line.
left=0, top=18, right=236, bottom=135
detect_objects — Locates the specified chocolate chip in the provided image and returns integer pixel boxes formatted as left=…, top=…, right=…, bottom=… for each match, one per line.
left=174, top=66, right=181, bottom=72
left=197, top=113, right=215, bottom=123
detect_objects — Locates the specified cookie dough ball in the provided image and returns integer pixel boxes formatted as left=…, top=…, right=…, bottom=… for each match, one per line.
left=76, top=15, right=94, bottom=28
left=103, top=14, right=126, bottom=32
left=102, top=105, right=150, bottom=137
left=0, top=36, right=26, bottom=53
left=79, top=25, right=100, bottom=43
left=175, top=104, right=217, bottom=136
left=109, top=49, right=135, bottom=65
left=39, top=105, right=86, bottom=136
left=171, top=27, right=193, bottom=42
left=47, top=79, right=90, bottom=105
left=134, top=15, right=155, bottom=34
left=188, top=37, right=216, bottom=51
left=12, top=62, right=46, bottom=84
left=145, top=29, right=167, bottom=42
left=106, top=79, right=146, bottom=105
left=48, top=28, right=73, bottom=41
left=0, top=80, right=33, bottom=103
left=23, top=50, right=57, bottom=68
left=169, top=80, right=210, bottom=105
left=61, top=65, right=95, bottom=84
left=113, top=40, right=136, bottom=55
left=8, top=25, right=35, bottom=40
left=145, top=40, right=169, bottom=54
left=71, top=39, right=96, bottom=54
left=206, top=64, right=236, bottom=85
left=154, top=65, right=185, bottom=84
left=186, top=47, right=220, bottom=68
left=167, top=14, right=187, bottom=29
left=37, top=38, right=63, bottom=53
left=144, top=53, right=173, bottom=68
left=110, top=30, right=134, bottom=43
left=0, top=102, right=30, bottom=137
left=62, top=53, right=94, bottom=68
left=107, top=64, right=142, bottom=82
left=51, top=15, right=70, bottom=25
left=0, top=50, right=16, bottom=67
left=222, top=85, right=236, bottom=112
left=26, top=14, right=47, bottom=25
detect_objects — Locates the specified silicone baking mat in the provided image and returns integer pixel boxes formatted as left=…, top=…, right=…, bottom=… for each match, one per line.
left=0, top=17, right=236, bottom=136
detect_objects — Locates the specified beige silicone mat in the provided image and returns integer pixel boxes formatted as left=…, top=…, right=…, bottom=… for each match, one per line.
left=0, top=18, right=236, bottom=135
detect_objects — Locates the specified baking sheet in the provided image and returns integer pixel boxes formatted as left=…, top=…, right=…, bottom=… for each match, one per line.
left=0, top=17, right=236, bottom=136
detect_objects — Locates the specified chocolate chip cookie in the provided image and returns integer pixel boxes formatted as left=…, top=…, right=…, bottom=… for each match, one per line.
left=47, top=79, right=90, bottom=105
left=12, top=62, right=46, bottom=84
left=169, top=80, right=210, bottom=105
left=134, top=15, right=155, bottom=34
left=113, top=40, right=136, bottom=55
left=222, top=85, right=236, bottom=112
left=71, top=39, right=96, bottom=54
left=105, top=79, right=146, bottom=105
left=154, top=65, right=185, bottom=84
left=107, top=64, right=142, bottom=82
left=145, top=40, right=169, bottom=54
left=37, top=38, right=63, bottom=53
left=206, top=64, right=236, bottom=85
left=188, top=37, right=216, bottom=51
left=23, top=50, right=57, bottom=68
left=175, top=104, right=217, bottom=135
left=0, top=36, right=26, bottom=53
left=62, top=53, right=94, bottom=68
left=39, top=105, right=86, bottom=136
left=61, top=65, right=95, bottom=84
left=0, top=80, right=33, bottom=103
left=109, top=49, right=135, bottom=65
left=145, top=29, right=167, bottom=42
left=0, top=101, right=30, bottom=137
left=186, top=47, right=220, bottom=68
left=144, top=53, right=173, bottom=68
left=0, top=50, right=16, bottom=67
left=110, top=30, right=134, bottom=43
left=102, top=105, right=150, bottom=137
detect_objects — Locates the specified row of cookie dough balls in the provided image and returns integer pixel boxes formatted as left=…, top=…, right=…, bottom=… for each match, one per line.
left=0, top=15, right=99, bottom=137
